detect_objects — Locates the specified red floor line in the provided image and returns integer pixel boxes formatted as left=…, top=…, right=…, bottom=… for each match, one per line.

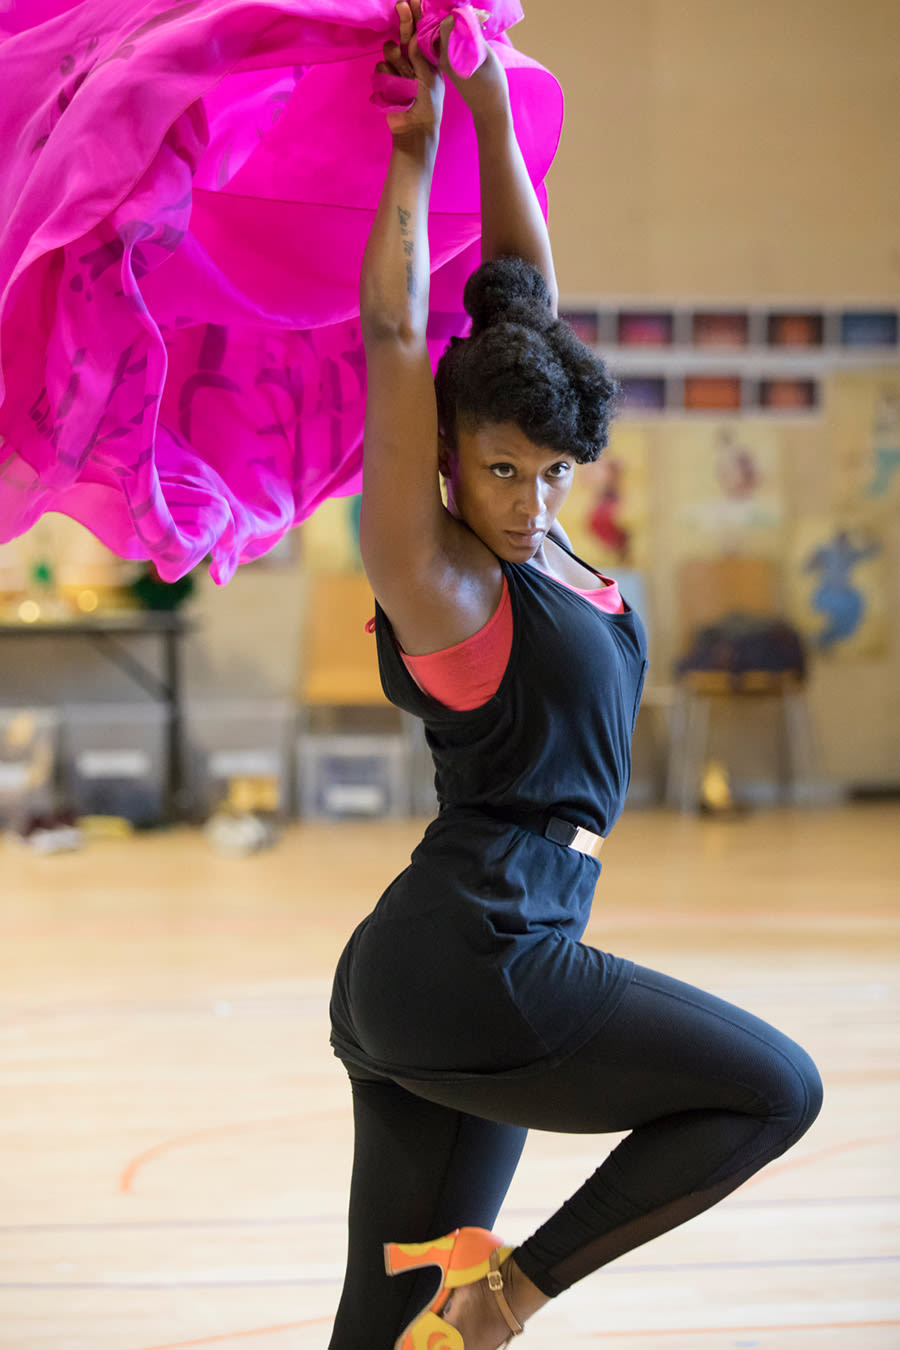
left=592, top=1320, right=900, bottom=1338
left=739, top=1131, right=894, bottom=1190
left=119, top=1115, right=346, bottom=1194
left=139, top=1317, right=333, bottom=1350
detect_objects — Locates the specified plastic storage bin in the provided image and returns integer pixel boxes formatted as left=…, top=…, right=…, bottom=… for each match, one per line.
left=297, top=733, right=411, bottom=818
left=403, top=715, right=439, bottom=817
left=62, top=702, right=168, bottom=826
left=186, top=699, right=295, bottom=819
left=0, top=707, right=58, bottom=825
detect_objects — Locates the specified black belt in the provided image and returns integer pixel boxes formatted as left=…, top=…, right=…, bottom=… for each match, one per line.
left=469, top=806, right=606, bottom=859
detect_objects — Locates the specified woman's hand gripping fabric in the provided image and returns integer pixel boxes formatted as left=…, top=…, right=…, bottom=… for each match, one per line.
left=372, top=0, right=446, bottom=137
left=371, top=0, right=523, bottom=113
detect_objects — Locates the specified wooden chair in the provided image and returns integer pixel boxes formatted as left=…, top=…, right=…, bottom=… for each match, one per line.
left=665, top=557, right=816, bottom=812
left=296, top=572, right=434, bottom=817
left=300, top=571, right=390, bottom=710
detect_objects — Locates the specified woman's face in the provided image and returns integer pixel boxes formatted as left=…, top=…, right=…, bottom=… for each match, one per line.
left=441, top=421, right=575, bottom=562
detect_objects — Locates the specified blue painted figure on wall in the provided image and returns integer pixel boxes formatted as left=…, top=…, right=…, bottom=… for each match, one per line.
left=803, top=529, right=880, bottom=650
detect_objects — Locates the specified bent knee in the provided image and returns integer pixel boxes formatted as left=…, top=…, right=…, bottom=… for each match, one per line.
left=779, top=1040, right=823, bottom=1144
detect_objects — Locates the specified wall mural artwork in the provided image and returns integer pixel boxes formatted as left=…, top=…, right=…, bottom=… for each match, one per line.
left=558, top=424, right=650, bottom=574
left=832, top=370, right=900, bottom=513
left=669, top=422, right=784, bottom=560
left=788, top=518, right=888, bottom=659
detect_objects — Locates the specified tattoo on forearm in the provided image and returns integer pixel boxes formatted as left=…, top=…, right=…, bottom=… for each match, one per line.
left=397, top=205, right=417, bottom=300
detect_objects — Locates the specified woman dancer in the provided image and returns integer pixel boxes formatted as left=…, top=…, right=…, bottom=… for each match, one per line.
left=329, top=7, right=822, bottom=1347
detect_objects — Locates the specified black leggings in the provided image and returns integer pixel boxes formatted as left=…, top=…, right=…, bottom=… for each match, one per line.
left=328, top=964, right=822, bottom=1348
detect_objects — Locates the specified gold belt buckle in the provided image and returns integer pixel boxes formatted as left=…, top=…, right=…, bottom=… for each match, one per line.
left=569, top=825, right=604, bottom=859
left=546, top=815, right=605, bottom=858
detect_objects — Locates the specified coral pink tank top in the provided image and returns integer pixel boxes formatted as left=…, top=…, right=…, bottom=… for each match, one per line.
left=401, top=570, right=625, bottom=711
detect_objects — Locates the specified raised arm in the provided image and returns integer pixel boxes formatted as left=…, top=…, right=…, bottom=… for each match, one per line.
left=358, top=6, right=449, bottom=620
left=360, top=7, right=559, bottom=657
left=441, top=34, right=558, bottom=311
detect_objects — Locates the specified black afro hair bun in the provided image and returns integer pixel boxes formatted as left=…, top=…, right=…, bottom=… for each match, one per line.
left=435, top=257, right=618, bottom=463
left=463, top=257, right=555, bottom=337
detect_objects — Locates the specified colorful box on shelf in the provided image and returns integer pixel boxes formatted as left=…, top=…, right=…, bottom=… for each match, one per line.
left=839, top=312, right=899, bottom=347
left=691, top=313, right=750, bottom=348
left=559, top=310, right=600, bottom=345
left=617, top=312, right=675, bottom=346
left=620, top=377, right=667, bottom=411
left=766, top=313, right=824, bottom=347
left=759, top=379, right=819, bottom=410
left=684, top=376, right=743, bottom=411
left=557, top=305, right=899, bottom=354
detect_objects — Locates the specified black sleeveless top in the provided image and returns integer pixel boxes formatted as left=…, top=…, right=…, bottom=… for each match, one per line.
left=329, top=548, right=648, bottom=1080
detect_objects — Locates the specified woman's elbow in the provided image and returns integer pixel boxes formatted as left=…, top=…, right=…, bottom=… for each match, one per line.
left=360, top=277, right=428, bottom=345
left=361, top=302, right=431, bottom=352
left=361, top=308, right=420, bottom=346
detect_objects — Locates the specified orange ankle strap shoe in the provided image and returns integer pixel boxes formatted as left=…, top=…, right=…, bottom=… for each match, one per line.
left=385, top=1226, right=521, bottom=1350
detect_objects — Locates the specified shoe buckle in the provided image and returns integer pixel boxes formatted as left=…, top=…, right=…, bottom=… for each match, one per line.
left=487, top=1270, right=504, bottom=1293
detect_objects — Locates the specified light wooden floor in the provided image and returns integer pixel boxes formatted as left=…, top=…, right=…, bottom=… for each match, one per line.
left=0, top=804, right=898, bottom=1350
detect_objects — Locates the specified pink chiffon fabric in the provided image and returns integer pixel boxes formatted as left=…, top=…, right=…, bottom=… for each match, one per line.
left=371, top=0, right=523, bottom=109
left=0, top=0, right=563, bottom=582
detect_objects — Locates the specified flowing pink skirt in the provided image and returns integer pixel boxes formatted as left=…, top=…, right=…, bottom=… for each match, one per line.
left=0, top=1, right=562, bottom=581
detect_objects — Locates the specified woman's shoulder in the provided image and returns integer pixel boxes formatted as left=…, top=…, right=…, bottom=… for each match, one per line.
left=542, top=530, right=609, bottom=590
left=370, top=516, right=505, bottom=658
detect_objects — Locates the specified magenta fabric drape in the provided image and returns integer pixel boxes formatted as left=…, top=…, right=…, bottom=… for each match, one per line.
left=0, top=1, right=562, bottom=581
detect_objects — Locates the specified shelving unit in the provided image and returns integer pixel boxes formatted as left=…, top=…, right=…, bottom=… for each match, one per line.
left=557, top=304, right=900, bottom=418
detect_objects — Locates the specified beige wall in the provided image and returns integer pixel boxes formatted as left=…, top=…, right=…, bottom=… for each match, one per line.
left=519, top=0, right=900, bottom=301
